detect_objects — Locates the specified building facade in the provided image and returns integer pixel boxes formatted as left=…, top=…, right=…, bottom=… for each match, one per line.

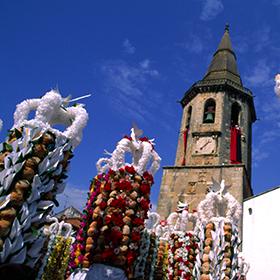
left=243, top=186, right=280, bottom=280
left=157, top=26, right=256, bottom=218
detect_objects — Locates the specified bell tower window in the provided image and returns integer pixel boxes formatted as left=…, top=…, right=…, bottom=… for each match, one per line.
left=231, top=102, right=241, bottom=126
left=203, top=99, right=216, bottom=123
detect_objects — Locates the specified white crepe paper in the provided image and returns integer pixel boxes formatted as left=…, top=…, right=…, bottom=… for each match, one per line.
left=13, top=90, right=88, bottom=148
left=96, top=127, right=161, bottom=175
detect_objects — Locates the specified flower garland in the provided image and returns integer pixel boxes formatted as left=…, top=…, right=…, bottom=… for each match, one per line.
left=37, top=234, right=56, bottom=279
left=154, top=239, right=169, bottom=280
left=68, top=179, right=101, bottom=272
left=144, top=232, right=158, bottom=280
left=167, top=232, right=198, bottom=280
left=149, top=179, right=249, bottom=280
left=195, top=219, right=241, bottom=280
left=41, top=235, right=72, bottom=280
left=133, top=229, right=151, bottom=278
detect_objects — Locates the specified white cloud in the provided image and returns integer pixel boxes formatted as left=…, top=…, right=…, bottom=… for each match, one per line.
left=123, top=39, right=135, bottom=54
left=252, top=147, right=269, bottom=167
left=273, top=0, right=280, bottom=5
left=179, top=34, right=204, bottom=54
left=259, top=130, right=280, bottom=145
left=245, top=59, right=273, bottom=88
left=274, top=74, right=280, bottom=97
left=140, top=59, right=159, bottom=76
left=262, top=96, right=280, bottom=121
left=56, top=185, right=88, bottom=212
left=233, top=24, right=272, bottom=54
left=200, top=0, right=224, bottom=21
left=140, top=59, right=150, bottom=69
left=101, top=59, right=160, bottom=121
left=233, top=36, right=249, bottom=54
left=254, top=25, right=271, bottom=52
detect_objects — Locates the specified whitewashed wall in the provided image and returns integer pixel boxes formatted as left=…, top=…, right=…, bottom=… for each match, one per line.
left=243, top=187, right=280, bottom=280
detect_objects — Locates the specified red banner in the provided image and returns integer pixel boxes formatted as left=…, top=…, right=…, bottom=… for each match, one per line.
left=230, top=126, right=241, bottom=164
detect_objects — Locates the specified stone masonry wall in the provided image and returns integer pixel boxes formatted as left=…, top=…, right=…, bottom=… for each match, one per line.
left=157, top=165, right=247, bottom=220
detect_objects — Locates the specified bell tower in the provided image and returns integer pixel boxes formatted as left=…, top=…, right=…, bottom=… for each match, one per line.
left=157, top=25, right=256, bottom=218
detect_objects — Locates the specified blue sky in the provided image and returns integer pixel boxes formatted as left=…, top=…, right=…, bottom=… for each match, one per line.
left=0, top=0, right=280, bottom=211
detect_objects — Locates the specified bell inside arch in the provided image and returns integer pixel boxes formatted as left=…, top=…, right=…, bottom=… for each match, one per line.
left=204, top=106, right=215, bottom=123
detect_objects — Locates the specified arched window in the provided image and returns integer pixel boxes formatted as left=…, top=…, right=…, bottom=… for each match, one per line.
left=231, top=102, right=241, bottom=126
left=186, top=106, right=192, bottom=128
left=203, top=99, right=216, bottom=123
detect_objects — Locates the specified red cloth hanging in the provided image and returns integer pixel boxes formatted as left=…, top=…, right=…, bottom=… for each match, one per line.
left=230, top=126, right=241, bottom=164
left=181, top=128, right=188, bottom=165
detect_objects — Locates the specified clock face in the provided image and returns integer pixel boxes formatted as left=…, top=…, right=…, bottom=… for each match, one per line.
left=194, top=136, right=216, bottom=155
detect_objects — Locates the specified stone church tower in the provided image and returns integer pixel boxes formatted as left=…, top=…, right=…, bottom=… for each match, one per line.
left=157, top=26, right=256, bottom=218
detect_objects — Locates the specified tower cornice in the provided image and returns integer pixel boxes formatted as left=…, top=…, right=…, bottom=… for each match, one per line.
left=180, top=78, right=257, bottom=122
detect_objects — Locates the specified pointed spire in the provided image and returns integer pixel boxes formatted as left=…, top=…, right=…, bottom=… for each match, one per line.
left=203, top=24, right=242, bottom=86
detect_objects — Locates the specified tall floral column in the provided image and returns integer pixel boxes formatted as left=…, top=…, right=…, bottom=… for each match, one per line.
left=37, top=219, right=74, bottom=280
left=69, top=126, right=161, bottom=279
left=0, top=91, right=88, bottom=267
left=196, top=179, right=249, bottom=280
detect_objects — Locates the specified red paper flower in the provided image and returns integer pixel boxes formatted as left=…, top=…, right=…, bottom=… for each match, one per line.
left=110, top=228, right=123, bottom=245
left=131, top=231, right=141, bottom=242
left=139, top=137, right=149, bottom=142
left=125, top=165, right=136, bottom=174
left=110, top=197, right=126, bottom=210
left=111, top=213, right=124, bottom=227
left=140, top=198, right=150, bottom=211
left=108, top=169, right=116, bottom=177
left=177, top=270, right=183, bottom=276
left=132, top=217, right=144, bottom=226
left=177, top=257, right=183, bottom=263
left=104, top=183, right=111, bottom=191
left=139, top=183, right=151, bottom=195
left=119, top=180, right=133, bottom=191
left=101, top=248, right=114, bottom=260
left=143, top=171, right=154, bottom=184
left=96, top=216, right=103, bottom=227
left=105, top=215, right=111, bottom=224
left=118, top=168, right=125, bottom=174
left=99, top=201, right=107, bottom=210
left=187, top=232, right=193, bottom=237
left=123, top=135, right=132, bottom=141
left=127, top=250, right=136, bottom=266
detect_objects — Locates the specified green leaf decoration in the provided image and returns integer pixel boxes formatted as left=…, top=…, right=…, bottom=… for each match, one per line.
left=14, top=129, right=22, bottom=139
left=3, top=142, right=13, bottom=152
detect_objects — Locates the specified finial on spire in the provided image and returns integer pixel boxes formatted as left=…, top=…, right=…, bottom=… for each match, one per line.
left=225, top=23, right=230, bottom=32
